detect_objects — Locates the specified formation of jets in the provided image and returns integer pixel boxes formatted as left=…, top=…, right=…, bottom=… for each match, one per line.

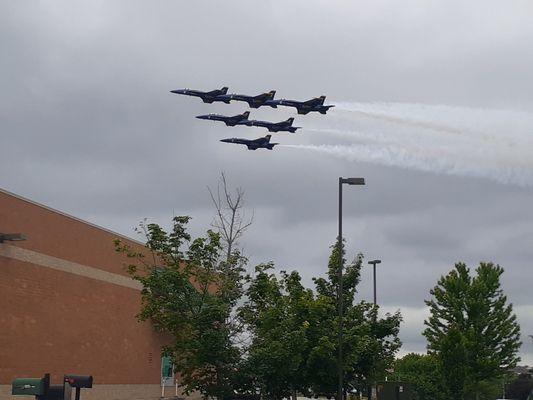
left=171, top=86, right=334, bottom=150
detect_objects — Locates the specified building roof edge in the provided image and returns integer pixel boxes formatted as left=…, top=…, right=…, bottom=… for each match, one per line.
left=0, top=187, right=144, bottom=246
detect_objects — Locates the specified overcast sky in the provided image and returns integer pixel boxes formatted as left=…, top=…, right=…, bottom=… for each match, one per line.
left=2, top=1, right=533, bottom=364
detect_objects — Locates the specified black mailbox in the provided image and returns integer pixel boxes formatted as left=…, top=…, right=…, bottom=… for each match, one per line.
left=43, top=385, right=66, bottom=400
left=63, top=375, right=93, bottom=389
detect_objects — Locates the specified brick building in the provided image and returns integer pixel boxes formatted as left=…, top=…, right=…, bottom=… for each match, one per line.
left=0, top=188, right=179, bottom=400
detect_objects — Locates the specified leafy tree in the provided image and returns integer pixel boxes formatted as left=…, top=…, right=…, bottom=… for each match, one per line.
left=423, top=262, right=521, bottom=400
left=239, top=243, right=402, bottom=399
left=310, top=243, right=402, bottom=397
left=391, top=353, right=446, bottom=400
left=239, top=264, right=314, bottom=400
left=440, top=326, right=468, bottom=399
left=115, top=217, right=247, bottom=399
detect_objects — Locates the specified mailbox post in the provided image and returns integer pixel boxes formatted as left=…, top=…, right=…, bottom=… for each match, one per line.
left=12, top=373, right=93, bottom=400
left=64, top=375, right=93, bottom=400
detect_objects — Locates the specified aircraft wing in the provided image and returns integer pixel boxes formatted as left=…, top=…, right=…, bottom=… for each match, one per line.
left=252, top=135, right=272, bottom=145
left=252, top=137, right=268, bottom=144
left=207, top=87, right=229, bottom=95
left=303, top=96, right=326, bottom=106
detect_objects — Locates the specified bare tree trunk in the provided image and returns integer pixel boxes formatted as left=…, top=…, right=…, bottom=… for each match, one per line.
left=208, top=172, right=253, bottom=263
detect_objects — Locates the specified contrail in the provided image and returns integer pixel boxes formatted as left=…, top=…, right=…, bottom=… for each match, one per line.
left=332, top=102, right=533, bottom=145
left=286, top=102, right=533, bottom=186
left=282, top=143, right=533, bottom=186
left=305, top=128, right=390, bottom=146
left=334, top=106, right=465, bottom=136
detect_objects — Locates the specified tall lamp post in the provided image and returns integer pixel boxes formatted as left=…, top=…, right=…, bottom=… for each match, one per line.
left=368, top=259, right=381, bottom=305
left=338, top=177, right=365, bottom=400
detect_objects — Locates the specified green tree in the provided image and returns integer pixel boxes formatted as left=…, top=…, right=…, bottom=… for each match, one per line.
left=115, top=217, right=247, bottom=399
left=239, top=243, right=401, bottom=399
left=423, top=262, right=521, bottom=400
left=392, top=353, right=446, bottom=400
left=310, top=243, right=402, bottom=397
left=239, top=264, right=314, bottom=400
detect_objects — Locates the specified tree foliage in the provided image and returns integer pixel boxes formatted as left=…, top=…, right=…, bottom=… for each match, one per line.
left=239, top=242, right=402, bottom=399
left=310, top=243, right=402, bottom=397
left=423, top=262, right=521, bottom=400
left=391, top=353, right=446, bottom=400
left=239, top=264, right=314, bottom=399
left=115, top=215, right=402, bottom=399
left=115, top=217, right=246, bottom=399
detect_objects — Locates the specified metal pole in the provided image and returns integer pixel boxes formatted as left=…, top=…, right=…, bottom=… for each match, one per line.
left=368, top=260, right=381, bottom=306
left=337, top=177, right=343, bottom=400
left=373, top=263, right=377, bottom=305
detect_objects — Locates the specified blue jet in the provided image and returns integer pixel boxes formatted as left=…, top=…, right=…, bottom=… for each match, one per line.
left=247, top=117, right=300, bottom=133
left=170, top=86, right=230, bottom=103
left=196, top=111, right=250, bottom=127
left=217, top=90, right=276, bottom=108
left=220, top=135, right=278, bottom=150
left=265, top=95, right=334, bottom=115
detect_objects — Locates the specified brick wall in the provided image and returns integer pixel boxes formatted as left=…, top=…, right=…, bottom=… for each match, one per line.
left=0, top=189, right=169, bottom=396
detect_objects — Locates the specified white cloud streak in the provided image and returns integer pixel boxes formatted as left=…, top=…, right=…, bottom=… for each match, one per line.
left=286, top=103, right=533, bottom=186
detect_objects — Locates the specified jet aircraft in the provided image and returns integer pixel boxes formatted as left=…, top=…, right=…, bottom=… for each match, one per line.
left=196, top=111, right=250, bottom=126
left=218, top=90, right=276, bottom=108
left=220, top=135, right=278, bottom=150
left=248, top=117, right=300, bottom=133
left=170, top=87, right=230, bottom=103
left=265, top=95, right=334, bottom=114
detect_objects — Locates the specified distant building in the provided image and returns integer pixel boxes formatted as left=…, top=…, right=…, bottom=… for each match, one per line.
left=0, top=188, right=182, bottom=400
left=512, top=366, right=533, bottom=375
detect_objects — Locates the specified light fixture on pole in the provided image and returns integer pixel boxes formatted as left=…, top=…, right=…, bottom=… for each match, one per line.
left=368, top=259, right=381, bottom=305
left=337, top=177, right=365, bottom=400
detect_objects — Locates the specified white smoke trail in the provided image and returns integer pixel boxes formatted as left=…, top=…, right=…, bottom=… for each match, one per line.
left=282, top=143, right=533, bottom=186
left=305, top=128, right=391, bottom=146
left=334, top=105, right=465, bottom=136
left=332, top=102, right=533, bottom=145
left=292, top=102, right=533, bottom=186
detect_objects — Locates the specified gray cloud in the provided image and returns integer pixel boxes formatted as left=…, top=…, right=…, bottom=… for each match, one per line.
left=2, top=0, right=532, bottom=363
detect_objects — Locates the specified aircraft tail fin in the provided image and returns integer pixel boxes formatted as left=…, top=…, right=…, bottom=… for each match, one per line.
left=268, top=90, right=276, bottom=99
left=318, top=95, right=326, bottom=105
left=286, top=117, right=294, bottom=125
left=243, top=111, right=250, bottom=119
left=265, top=134, right=272, bottom=142
left=221, top=87, right=229, bottom=94
left=320, top=105, right=335, bottom=114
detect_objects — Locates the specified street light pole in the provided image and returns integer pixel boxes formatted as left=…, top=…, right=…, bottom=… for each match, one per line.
left=337, top=178, right=343, bottom=400
left=368, top=260, right=381, bottom=305
left=337, top=177, right=365, bottom=400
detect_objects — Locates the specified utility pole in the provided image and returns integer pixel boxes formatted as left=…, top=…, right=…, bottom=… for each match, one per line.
left=337, top=177, right=365, bottom=400
left=368, top=259, right=381, bottom=305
